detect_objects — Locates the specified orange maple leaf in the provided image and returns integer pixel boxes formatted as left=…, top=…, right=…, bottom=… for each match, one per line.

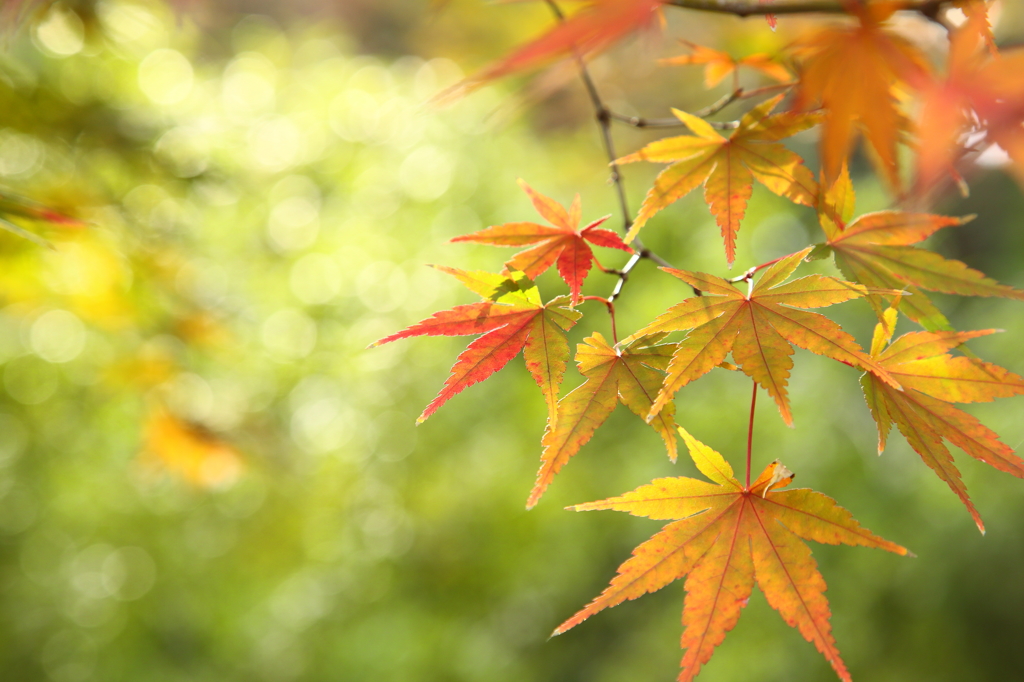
left=915, top=10, right=1024, bottom=189
left=954, top=0, right=996, bottom=53
left=619, top=95, right=820, bottom=264
left=861, top=307, right=1024, bottom=533
left=460, top=0, right=663, bottom=89
left=661, top=40, right=791, bottom=89
left=815, top=167, right=1024, bottom=330
left=371, top=268, right=580, bottom=423
left=624, top=247, right=900, bottom=426
left=792, top=2, right=930, bottom=187
left=554, top=427, right=909, bottom=682
left=452, top=180, right=630, bottom=305
left=528, top=332, right=678, bottom=508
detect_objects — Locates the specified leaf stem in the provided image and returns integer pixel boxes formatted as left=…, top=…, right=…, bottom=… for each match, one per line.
left=581, top=295, right=618, bottom=343
left=727, top=252, right=789, bottom=284
left=593, top=257, right=622, bottom=275
left=746, top=380, right=758, bottom=489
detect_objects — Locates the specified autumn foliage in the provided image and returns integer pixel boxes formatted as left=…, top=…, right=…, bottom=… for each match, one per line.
left=376, top=1, right=1024, bottom=680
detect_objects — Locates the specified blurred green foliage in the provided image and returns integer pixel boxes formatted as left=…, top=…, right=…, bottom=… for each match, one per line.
left=0, top=2, right=1020, bottom=682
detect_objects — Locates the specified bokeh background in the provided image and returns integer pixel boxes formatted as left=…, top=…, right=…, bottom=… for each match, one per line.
left=0, top=1, right=1021, bottom=680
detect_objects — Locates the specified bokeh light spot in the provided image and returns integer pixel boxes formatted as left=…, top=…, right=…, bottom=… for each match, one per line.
left=138, top=49, right=194, bottom=105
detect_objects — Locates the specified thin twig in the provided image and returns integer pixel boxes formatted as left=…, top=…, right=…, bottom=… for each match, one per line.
left=544, top=0, right=693, bottom=307
left=606, top=82, right=795, bottom=130
left=726, top=252, right=788, bottom=283
left=582, top=295, right=619, bottom=342
left=608, top=252, right=641, bottom=304
left=608, top=112, right=739, bottom=130
left=694, top=88, right=743, bottom=118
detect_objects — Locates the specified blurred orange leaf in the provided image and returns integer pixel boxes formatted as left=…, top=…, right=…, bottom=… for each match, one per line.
left=792, top=3, right=930, bottom=187
left=661, top=40, right=790, bottom=89
left=916, top=10, right=1024, bottom=189
left=141, top=406, right=243, bottom=489
left=452, top=0, right=663, bottom=94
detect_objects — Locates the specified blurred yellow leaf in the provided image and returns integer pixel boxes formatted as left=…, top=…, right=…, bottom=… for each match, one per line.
left=140, top=406, right=243, bottom=489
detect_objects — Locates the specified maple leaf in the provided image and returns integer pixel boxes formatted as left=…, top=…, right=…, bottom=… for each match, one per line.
left=814, top=167, right=1024, bottom=330
left=915, top=10, right=1024, bottom=189
left=456, top=0, right=662, bottom=90
left=953, top=0, right=996, bottom=53
left=792, top=2, right=930, bottom=187
left=554, top=427, right=909, bottom=682
left=452, top=180, right=630, bottom=305
left=661, top=40, right=791, bottom=89
left=619, top=94, right=820, bottom=264
left=371, top=268, right=580, bottom=423
left=861, top=308, right=1024, bottom=533
left=625, top=247, right=900, bottom=426
left=527, top=332, right=678, bottom=509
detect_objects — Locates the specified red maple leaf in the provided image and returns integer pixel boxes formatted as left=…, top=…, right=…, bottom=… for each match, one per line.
left=452, top=180, right=630, bottom=305
left=371, top=268, right=580, bottom=423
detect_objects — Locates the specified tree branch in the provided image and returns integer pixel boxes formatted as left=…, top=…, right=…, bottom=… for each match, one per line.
left=607, top=82, right=794, bottom=133
left=544, top=0, right=692, bottom=306
left=664, top=0, right=951, bottom=18
left=609, top=111, right=739, bottom=130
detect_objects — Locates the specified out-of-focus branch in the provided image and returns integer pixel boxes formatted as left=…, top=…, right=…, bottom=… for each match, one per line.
left=665, top=0, right=952, bottom=19
left=606, top=81, right=795, bottom=130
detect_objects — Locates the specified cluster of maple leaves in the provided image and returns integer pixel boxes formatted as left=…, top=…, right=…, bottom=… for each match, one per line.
left=377, top=2, right=1024, bottom=681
